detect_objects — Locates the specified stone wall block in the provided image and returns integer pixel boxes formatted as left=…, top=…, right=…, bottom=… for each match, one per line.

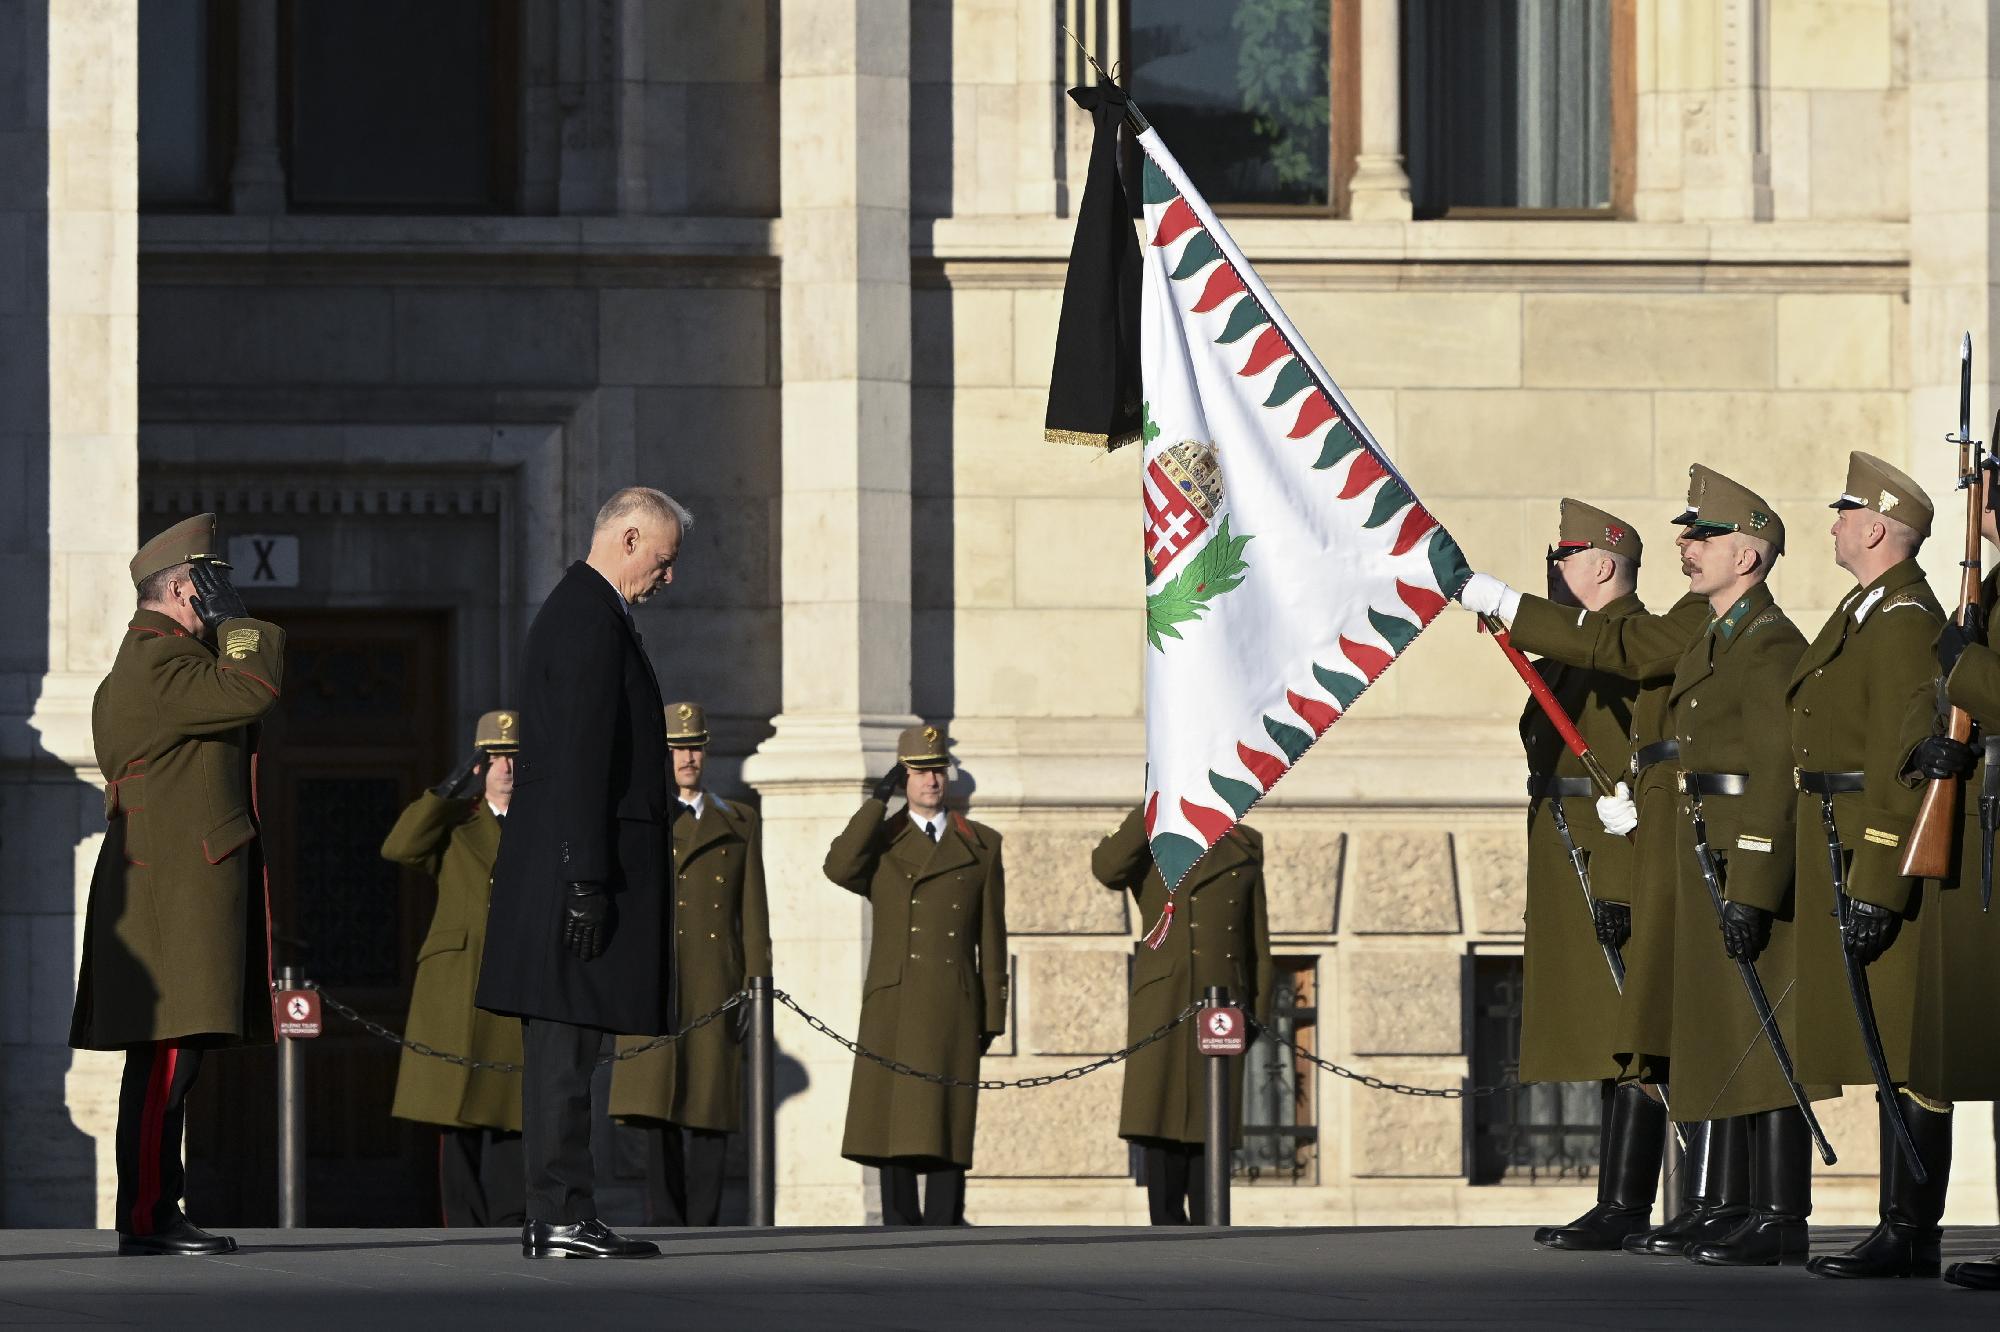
left=1349, top=1070, right=1463, bottom=1176
left=975, top=1060, right=1127, bottom=1177
left=1261, top=828, right=1343, bottom=935
left=1024, top=948, right=1128, bottom=1054
left=1003, top=829, right=1130, bottom=935
left=1458, top=827, right=1528, bottom=935
left=1346, top=948, right=1462, bottom=1055
left=1522, top=294, right=1775, bottom=390
left=1343, top=830, right=1460, bottom=934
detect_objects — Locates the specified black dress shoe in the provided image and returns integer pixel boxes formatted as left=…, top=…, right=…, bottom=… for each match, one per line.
left=1622, top=1205, right=1750, bottom=1256
left=1804, top=1220, right=1940, bottom=1279
left=1535, top=1202, right=1653, bottom=1251
left=522, top=1218, right=661, bottom=1259
left=117, top=1215, right=238, bottom=1257
left=1686, top=1212, right=1809, bottom=1267
left=1944, top=1256, right=2000, bottom=1290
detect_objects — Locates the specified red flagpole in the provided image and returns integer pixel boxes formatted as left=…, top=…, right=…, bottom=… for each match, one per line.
left=1479, top=613, right=1620, bottom=799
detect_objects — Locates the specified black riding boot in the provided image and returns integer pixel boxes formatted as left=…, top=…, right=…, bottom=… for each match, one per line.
left=1627, top=1115, right=1752, bottom=1255
left=1946, top=1255, right=2000, bottom=1290
left=1687, top=1106, right=1810, bottom=1267
left=1807, top=1094, right=1952, bottom=1279
left=1535, top=1083, right=1665, bottom=1250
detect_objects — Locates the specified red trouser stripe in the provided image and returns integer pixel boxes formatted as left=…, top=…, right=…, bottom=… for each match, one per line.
left=129, top=1042, right=178, bottom=1235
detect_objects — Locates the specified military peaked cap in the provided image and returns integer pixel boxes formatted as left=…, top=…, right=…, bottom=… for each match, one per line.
left=1830, top=451, right=1933, bottom=539
left=1672, top=464, right=1786, bottom=556
left=130, top=513, right=227, bottom=587
left=665, top=701, right=709, bottom=748
left=475, top=709, right=520, bottom=753
left=897, top=723, right=953, bottom=770
left=1551, top=498, right=1642, bottom=563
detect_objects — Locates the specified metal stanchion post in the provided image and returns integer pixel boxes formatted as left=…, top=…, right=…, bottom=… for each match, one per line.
left=746, top=976, right=776, bottom=1227
left=277, top=963, right=304, bottom=1228
left=1203, top=985, right=1232, bottom=1227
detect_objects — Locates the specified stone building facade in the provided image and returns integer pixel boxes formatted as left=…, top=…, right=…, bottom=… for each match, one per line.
left=2, top=0, right=1997, bottom=1227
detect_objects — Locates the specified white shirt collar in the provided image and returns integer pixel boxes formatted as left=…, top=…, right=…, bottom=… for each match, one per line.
left=909, top=810, right=945, bottom=841
left=486, top=800, right=507, bottom=820
left=679, top=790, right=707, bottom=819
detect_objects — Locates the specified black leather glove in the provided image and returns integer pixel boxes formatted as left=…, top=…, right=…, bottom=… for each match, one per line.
left=563, top=882, right=611, bottom=961
left=871, top=763, right=907, bottom=804
left=187, top=560, right=248, bottom=632
left=979, top=1032, right=999, bottom=1055
left=1912, top=734, right=1977, bottom=781
left=1592, top=900, right=1631, bottom=949
left=733, top=999, right=752, bottom=1043
left=431, top=748, right=484, bottom=799
left=1842, top=897, right=1903, bottom=965
left=1719, top=900, right=1774, bottom=964
left=1939, top=604, right=1987, bottom=678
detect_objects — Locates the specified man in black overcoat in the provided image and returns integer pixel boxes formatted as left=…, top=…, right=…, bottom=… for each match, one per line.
left=477, top=486, right=687, bottom=1259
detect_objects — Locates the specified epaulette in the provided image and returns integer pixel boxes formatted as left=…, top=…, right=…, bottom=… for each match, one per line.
left=1743, top=608, right=1782, bottom=635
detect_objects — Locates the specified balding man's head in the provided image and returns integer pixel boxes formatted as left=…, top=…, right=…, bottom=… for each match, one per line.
left=586, top=487, right=692, bottom=605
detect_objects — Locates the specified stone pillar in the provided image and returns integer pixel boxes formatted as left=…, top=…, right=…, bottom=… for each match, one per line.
left=1907, top=3, right=2000, bottom=604
left=0, top=0, right=139, bottom=1225
left=228, top=0, right=285, bottom=214
left=743, top=0, right=914, bottom=1225
left=1635, top=0, right=1773, bottom=222
left=1347, top=0, right=1413, bottom=220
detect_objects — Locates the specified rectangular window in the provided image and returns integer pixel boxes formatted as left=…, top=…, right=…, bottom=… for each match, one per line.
left=1467, top=953, right=1603, bottom=1183
left=1124, top=1, right=1351, bottom=211
left=140, top=0, right=234, bottom=209
left=1235, top=956, right=1318, bottom=1185
left=283, top=0, right=519, bottom=212
left=1402, top=0, right=1632, bottom=218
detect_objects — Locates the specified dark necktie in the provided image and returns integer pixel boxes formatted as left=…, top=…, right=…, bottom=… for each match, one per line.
left=929, top=820, right=941, bottom=843
left=676, top=802, right=697, bottom=826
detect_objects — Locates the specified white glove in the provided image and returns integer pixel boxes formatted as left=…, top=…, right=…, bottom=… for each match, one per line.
left=1455, top=572, right=1522, bottom=622
left=1596, top=782, right=1638, bottom=837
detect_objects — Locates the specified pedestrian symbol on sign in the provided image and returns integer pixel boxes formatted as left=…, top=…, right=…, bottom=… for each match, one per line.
left=286, top=995, right=310, bottom=1021
left=1197, top=1004, right=1246, bottom=1056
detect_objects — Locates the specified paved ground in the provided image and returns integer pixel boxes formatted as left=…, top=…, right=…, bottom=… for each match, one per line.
left=3, top=1225, right=1998, bottom=1328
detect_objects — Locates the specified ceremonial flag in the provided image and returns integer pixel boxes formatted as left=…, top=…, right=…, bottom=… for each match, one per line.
left=1047, top=88, right=1472, bottom=940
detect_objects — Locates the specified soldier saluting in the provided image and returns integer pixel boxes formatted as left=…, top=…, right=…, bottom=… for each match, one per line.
left=1092, top=805, right=1271, bottom=1225
left=610, top=702, right=772, bottom=1227
left=1509, top=502, right=1669, bottom=1252
left=824, top=725, right=1007, bottom=1226
left=1461, top=466, right=1817, bottom=1267
left=69, top=515, right=284, bottom=1256
left=381, top=709, right=527, bottom=1228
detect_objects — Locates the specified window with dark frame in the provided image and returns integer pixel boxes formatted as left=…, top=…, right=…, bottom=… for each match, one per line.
left=1235, top=955, right=1319, bottom=1185
left=139, top=0, right=237, bottom=211
left=1401, top=0, right=1633, bottom=218
left=1123, top=0, right=1356, bottom=212
left=1467, top=953, right=1603, bottom=1184
left=281, top=0, right=520, bottom=213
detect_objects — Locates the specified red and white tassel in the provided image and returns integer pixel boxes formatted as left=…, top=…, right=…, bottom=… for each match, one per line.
left=1141, top=899, right=1177, bottom=951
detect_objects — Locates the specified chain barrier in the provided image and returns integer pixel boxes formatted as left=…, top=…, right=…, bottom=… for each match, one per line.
left=305, top=979, right=1508, bottom=1099
left=771, top=990, right=1200, bottom=1090
left=305, top=981, right=746, bottom=1074
left=1255, top=1023, right=1517, bottom=1100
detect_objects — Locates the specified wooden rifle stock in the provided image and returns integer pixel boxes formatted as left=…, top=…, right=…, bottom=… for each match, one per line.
left=1898, top=388, right=1991, bottom=878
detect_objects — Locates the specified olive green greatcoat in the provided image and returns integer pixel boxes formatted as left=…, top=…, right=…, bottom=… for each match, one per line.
left=380, top=791, right=523, bottom=1132
left=70, top=610, right=287, bottom=1051
left=1510, top=592, right=1712, bottom=1078
left=1512, top=584, right=1816, bottom=1121
left=610, top=797, right=773, bottom=1132
left=826, top=799, right=1008, bottom=1169
left=1092, top=809, right=1273, bottom=1146
left=1909, top=565, right=2000, bottom=1101
left=1517, top=591, right=1644, bottom=1086
left=1785, top=560, right=1942, bottom=1089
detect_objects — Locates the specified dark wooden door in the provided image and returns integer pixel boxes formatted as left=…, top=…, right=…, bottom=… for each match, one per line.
left=186, top=611, right=452, bottom=1225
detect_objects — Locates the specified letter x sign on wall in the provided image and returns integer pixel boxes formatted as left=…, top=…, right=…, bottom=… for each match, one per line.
left=227, top=535, right=300, bottom=588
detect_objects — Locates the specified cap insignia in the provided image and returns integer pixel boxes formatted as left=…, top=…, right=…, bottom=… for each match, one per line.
left=1604, top=524, right=1626, bottom=545
left=1749, top=510, right=1771, bottom=530
left=1878, top=490, right=1899, bottom=513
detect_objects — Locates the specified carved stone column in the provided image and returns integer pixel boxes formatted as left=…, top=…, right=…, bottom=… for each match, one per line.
left=1347, top=0, right=1414, bottom=220
left=228, top=0, right=285, bottom=213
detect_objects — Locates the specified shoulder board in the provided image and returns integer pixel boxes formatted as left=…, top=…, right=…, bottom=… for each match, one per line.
left=1877, top=594, right=1936, bottom=615
left=1743, top=608, right=1782, bottom=635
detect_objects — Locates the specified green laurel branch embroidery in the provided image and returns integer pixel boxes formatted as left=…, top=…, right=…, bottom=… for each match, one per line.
left=1145, top=515, right=1251, bottom=652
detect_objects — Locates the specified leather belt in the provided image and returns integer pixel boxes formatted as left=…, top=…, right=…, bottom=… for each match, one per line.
left=1794, top=768, right=1864, bottom=795
left=1531, top=776, right=1596, bottom=800
left=1678, top=770, right=1748, bottom=797
left=1632, top=739, right=1681, bottom=777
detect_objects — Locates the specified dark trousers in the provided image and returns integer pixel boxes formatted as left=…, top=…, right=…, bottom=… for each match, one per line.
left=645, top=1124, right=729, bottom=1226
left=116, top=1042, right=204, bottom=1236
left=1143, top=1142, right=1208, bottom=1225
left=439, top=1127, right=526, bottom=1228
left=879, top=1162, right=966, bottom=1226
left=520, top=1018, right=603, bottom=1224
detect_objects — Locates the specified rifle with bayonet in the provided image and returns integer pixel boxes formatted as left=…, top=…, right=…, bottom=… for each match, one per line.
left=1901, top=333, right=1986, bottom=898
